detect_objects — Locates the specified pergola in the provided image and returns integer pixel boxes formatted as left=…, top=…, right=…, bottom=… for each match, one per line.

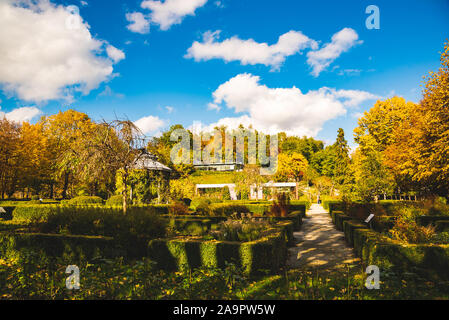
left=250, top=182, right=298, bottom=200
left=132, top=149, right=172, bottom=203
left=195, top=183, right=238, bottom=200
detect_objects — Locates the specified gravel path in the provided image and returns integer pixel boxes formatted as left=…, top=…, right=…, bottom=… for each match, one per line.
left=287, top=204, right=360, bottom=270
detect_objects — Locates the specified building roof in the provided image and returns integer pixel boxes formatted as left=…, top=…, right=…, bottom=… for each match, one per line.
left=132, top=149, right=172, bottom=172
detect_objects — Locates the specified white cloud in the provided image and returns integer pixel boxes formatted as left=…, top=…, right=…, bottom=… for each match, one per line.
left=141, top=0, right=208, bottom=30
left=165, top=106, right=174, bottom=113
left=134, top=115, right=166, bottom=134
left=0, top=106, right=42, bottom=123
left=207, top=102, right=220, bottom=112
left=98, top=85, right=124, bottom=98
left=307, top=28, right=362, bottom=77
left=80, top=1, right=88, bottom=6
left=0, top=0, right=124, bottom=102
left=198, top=73, right=378, bottom=137
left=126, top=12, right=150, bottom=34
left=106, top=45, right=125, bottom=63
left=186, top=30, right=318, bottom=70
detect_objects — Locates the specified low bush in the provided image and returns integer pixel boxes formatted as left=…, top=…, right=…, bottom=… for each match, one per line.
left=212, top=214, right=272, bottom=242
left=343, top=220, right=367, bottom=246
left=67, top=196, right=104, bottom=205
left=370, top=216, right=396, bottom=233
left=209, top=203, right=250, bottom=216
left=105, top=195, right=123, bottom=206
left=270, top=193, right=289, bottom=217
left=168, top=202, right=190, bottom=215
left=13, top=205, right=58, bottom=222
left=147, top=228, right=287, bottom=275
left=39, top=207, right=167, bottom=240
left=436, top=221, right=449, bottom=232
left=389, top=207, right=436, bottom=244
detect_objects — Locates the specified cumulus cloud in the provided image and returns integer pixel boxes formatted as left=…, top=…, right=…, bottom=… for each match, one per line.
left=0, top=106, right=42, bottom=123
left=126, top=12, right=150, bottom=34
left=198, top=73, right=378, bottom=137
left=127, top=0, right=208, bottom=33
left=134, top=115, right=166, bottom=134
left=0, top=0, right=124, bottom=102
left=186, top=30, right=318, bottom=70
left=142, top=0, right=208, bottom=30
left=207, top=102, right=221, bottom=112
left=307, top=28, right=362, bottom=77
left=106, top=45, right=125, bottom=63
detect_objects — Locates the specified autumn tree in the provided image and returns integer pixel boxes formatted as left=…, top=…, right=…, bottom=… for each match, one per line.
left=385, top=41, right=449, bottom=199
left=274, top=152, right=308, bottom=199
left=0, top=118, right=20, bottom=198
left=86, top=120, right=145, bottom=213
left=353, top=148, right=394, bottom=202
left=42, top=110, right=97, bottom=198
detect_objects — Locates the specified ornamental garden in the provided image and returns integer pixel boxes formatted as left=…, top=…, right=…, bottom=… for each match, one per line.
left=0, top=41, right=449, bottom=300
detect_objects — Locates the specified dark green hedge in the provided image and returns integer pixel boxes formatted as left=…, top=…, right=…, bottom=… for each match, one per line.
left=13, top=205, right=59, bottom=222
left=351, top=228, right=449, bottom=280
left=163, top=211, right=302, bottom=232
left=416, top=216, right=449, bottom=227
left=147, top=229, right=287, bottom=275
left=203, top=203, right=307, bottom=217
left=67, top=196, right=104, bottom=205
left=435, top=221, right=449, bottom=232
left=334, top=213, right=352, bottom=231
left=0, top=232, right=120, bottom=265
left=343, top=220, right=367, bottom=246
left=166, top=217, right=219, bottom=235
left=370, top=216, right=396, bottom=233
left=330, top=210, right=344, bottom=224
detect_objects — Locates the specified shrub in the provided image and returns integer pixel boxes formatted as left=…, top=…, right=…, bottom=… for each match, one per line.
left=147, top=228, right=287, bottom=275
left=30, top=195, right=40, bottom=201
left=38, top=207, right=167, bottom=240
left=168, top=202, right=190, bottom=215
left=13, top=205, right=58, bottom=222
left=193, top=199, right=212, bottom=215
left=209, top=204, right=250, bottom=217
left=67, top=196, right=104, bottom=205
left=181, top=198, right=192, bottom=207
left=222, top=186, right=231, bottom=201
left=389, top=207, right=436, bottom=244
left=212, top=214, right=272, bottom=242
left=105, top=195, right=123, bottom=206
left=270, top=193, right=289, bottom=217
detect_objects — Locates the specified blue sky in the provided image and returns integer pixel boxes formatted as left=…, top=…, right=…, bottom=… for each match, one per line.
left=0, top=0, right=448, bottom=147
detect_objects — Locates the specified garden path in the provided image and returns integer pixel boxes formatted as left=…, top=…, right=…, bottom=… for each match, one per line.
left=287, top=204, right=360, bottom=270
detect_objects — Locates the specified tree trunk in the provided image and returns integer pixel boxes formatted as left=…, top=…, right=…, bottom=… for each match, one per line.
left=122, top=170, right=129, bottom=214
left=62, top=171, right=70, bottom=199
left=295, top=182, right=299, bottom=200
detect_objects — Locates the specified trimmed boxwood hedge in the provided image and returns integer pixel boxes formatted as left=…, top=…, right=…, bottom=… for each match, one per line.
left=350, top=228, right=449, bottom=280
left=196, top=202, right=307, bottom=218
left=416, top=216, right=449, bottom=227
left=370, top=216, right=396, bottom=232
left=67, top=196, right=104, bottom=205
left=0, top=232, right=121, bottom=265
left=162, top=211, right=303, bottom=232
left=435, top=220, right=449, bottom=232
left=343, top=220, right=367, bottom=246
left=334, top=213, right=352, bottom=231
left=147, top=228, right=288, bottom=275
left=330, top=210, right=344, bottom=224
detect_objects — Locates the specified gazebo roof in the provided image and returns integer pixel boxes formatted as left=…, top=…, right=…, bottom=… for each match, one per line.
left=132, top=149, right=172, bottom=172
